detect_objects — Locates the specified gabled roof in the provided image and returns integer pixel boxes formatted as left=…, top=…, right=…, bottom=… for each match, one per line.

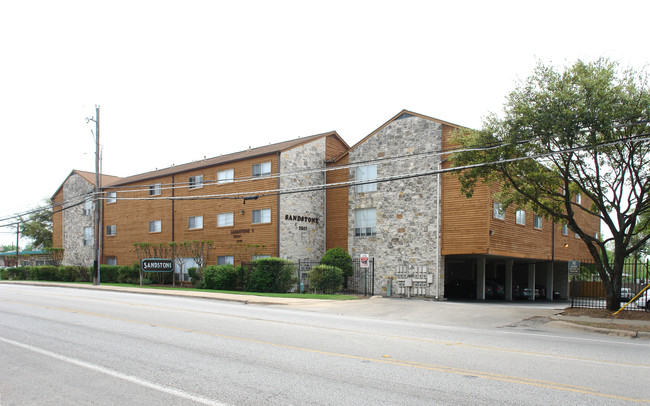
left=331, top=109, right=465, bottom=163
left=106, top=131, right=344, bottom=187
left=51, top=170, right=122, bottom=199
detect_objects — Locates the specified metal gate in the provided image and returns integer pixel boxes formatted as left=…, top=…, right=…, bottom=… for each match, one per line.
left=297, top=258, right=375, bottom=296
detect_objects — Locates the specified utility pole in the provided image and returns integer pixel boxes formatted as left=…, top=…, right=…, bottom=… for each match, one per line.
left=86, top=106, right=101, bottom=285
left=16, top=223, right=19, bottom=267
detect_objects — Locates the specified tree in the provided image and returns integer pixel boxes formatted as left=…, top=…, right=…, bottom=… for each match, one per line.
left=19, top=200, right=53, bottom=249
left=452, top=58, right=650, bottom=310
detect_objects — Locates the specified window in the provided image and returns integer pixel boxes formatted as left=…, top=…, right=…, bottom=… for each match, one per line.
left=188, top=215, right=203, bottom=229
left=107, top=191, right=117, bottom=204
left=106, top=257, right=117, bottom=266
left=515, top=209, right=526, bottom=225
left=217, top=212, right=234, bottom=227
left=189, top=175, right=203, bottom=189
left=217, top=256, right=234, bottom=265
left=576, top=193, right=582, bottom=204
left=594, top=232, right=599, bottom=239
left=534, top=214, right=543, bottom=229
left=252, top=208, right=271, bottom=224
left=252, top=162, right=271, bottom=177
left=217, top=169, right=234, bottom=184
left=83, top=227, right=92, bottom=246
left=83, top=199, right=93, bottom=216
left=252, top=255, right=270, bottom=260
left=575, top=232, right=580, bottom=239
left=354, top=208, right=377, bottom=237
left=149, top=220, right=161, bottom=233
left=149, top=183, right=161, bottom=196
left=493, top=202, right=505, bottom=220
left=106, top=225, right=116, bottom=236
left=562, top=223, right=569, bottom=236
left=355, top=165, right=377, bottom=193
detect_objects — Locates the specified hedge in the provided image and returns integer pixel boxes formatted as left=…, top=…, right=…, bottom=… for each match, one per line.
left=243, top=258, right=295, bottom=293
left=308, top=265, right=344, bottom=294
left=203, top=265, right=240, bottom=290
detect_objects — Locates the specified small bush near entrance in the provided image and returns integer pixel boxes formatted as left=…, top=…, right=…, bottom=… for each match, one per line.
left=308, top=265, right=344, bottom=294
left=32, top=266, right=59, bottom=281
left=244, top=258, right=295, bottom=293
left=203, top=265, right=239, bottom=290
left=320, top=247, right=353, bottom=278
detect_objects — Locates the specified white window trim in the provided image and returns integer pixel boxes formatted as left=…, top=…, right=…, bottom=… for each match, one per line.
left=106, top=191, right=117, bottom=204
left=355, top=165, right=378, bottom=193
left=576, top=193, right=582, bottom=204
left=217, top=256, right=234, bottom=265
left=534, top=214, right=543, bottom=229
left=149, top=220, right=162, bottom=233
left=217, top=212, right=234, bottom=227
left=493, top=202, right=505, bottom=220
left=149, top=183, right=162, bottom=196
left=354, top=208, right=377, bottom=237
left=106, top=225, right=116, bottom=236
left=188, top=215, right=203, bottom=230
left=106, top=257, right=117, bottom=266
left=252, top=162, right=271, bottom=177
left=189, top=175, right=204, bottom=189
left=561, top=224, right=569, bottom=236
left=252, top=208, right=271, bottom=224
left=217, top=169, right=234, bottom=184
left=515, top=209, right=526, bottom=225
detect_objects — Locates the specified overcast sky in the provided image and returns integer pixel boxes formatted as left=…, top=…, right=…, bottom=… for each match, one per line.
left=1, top=0, right=648, bottom=247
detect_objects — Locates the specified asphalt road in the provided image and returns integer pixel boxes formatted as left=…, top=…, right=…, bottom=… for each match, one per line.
left=1, top=284, right=648, bottom=405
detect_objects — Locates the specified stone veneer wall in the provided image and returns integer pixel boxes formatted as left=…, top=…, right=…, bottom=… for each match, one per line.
left=279, top=138, right=326, bottom=262
left=347, top=115, right=444, bottom=297
left=62, top=174, right=95, bottom=266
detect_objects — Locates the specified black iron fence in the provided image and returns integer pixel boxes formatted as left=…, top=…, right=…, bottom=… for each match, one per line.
left=570, top=260, right=649, bottom=311
left=296, top=258, right=375, bottom=296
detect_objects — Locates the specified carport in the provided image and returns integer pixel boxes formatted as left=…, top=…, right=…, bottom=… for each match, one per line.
left=444, top=255, right=569, bottom=301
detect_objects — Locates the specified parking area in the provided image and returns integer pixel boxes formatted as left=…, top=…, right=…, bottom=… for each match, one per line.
left=444, top=256, right=569, bottom=302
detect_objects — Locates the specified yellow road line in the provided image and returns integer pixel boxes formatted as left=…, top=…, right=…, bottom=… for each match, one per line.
left=2, top=298, right=649, bottom=403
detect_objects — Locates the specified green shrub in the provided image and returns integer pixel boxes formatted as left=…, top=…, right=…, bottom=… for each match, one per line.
left=188, top=267, right=199, bottom=281
left=118, top=265, right=140, bottom=284
left=7, top=267, right=29, bottom=280
left=77, top=266, right=92, bottom=282
left=243, top=258, right=295, bottom=293
left=203, top=265, right=240, bottom=290
left=308, top=265, right=344, bottom=294
left=320, top=247, right=353, bottom=278
left=97, top=265, right=120, bottom=283
left=57, top=266, right=80, bottom=282
left=32, top=266, right=59, bottom=281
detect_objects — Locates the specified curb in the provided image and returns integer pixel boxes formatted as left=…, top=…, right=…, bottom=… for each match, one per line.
left=548, top=319, right=649, bottom=339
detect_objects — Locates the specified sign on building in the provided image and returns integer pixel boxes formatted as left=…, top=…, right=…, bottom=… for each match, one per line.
left=568, top=260, right=580, bottom=276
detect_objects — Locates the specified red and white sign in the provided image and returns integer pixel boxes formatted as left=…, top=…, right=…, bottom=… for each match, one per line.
left=360, top=254, right=369, bottom=268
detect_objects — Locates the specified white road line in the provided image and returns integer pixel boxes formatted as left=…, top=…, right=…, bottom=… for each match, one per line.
left=0, top=336, right=229, bottom=406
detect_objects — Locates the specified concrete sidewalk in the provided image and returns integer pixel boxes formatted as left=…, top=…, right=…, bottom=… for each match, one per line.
left=2, top=280, right=649, bottom=338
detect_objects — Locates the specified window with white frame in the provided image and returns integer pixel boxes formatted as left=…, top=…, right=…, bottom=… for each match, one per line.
left=188, top=215, right=203, bottom=229
left=217, top=169, right=234, bottom=184
left=493, top=202, right=505, bottom=220
left=534, top=214, right=543, bottom=229
left=252, top=208, right=271, bottom=224
left=107, top=191, right=117, bottom=204
left=106, top=225, right=116, bottom=236
left=354, top=208, right=377, bottom=237
left=83, top=227, right=92, bottom=246
left=594, top=232, right=599, bottom=239
left=252, top=255, right=270, bottom=260
left=83, top=199, right=93, bottom=216
left=106, top=257, right=117, bottom=266
left=576, top=193, right=582, bottom=204
left=217, top=212, right=234, bottom=227
left=575, top=232, right=580, bottom=239
left=149, top=220, right=161, bottom=233
left=562, top=223, right=569, bottom=236
left=149, top=183, right=161, bottom=196
left=355, top=165, right=377, bottom=193
left=189, top=175, right=203, bottom=189
left=252, top=162, right=271, bottom=177
left=217, top=256, right=234, bottom=265
left=515, top=209, right=526, bottom=225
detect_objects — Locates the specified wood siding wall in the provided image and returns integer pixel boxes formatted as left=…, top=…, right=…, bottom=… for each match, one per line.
left=325, top=155, right=349, bottom=252
left=102, top=156, right=280, bottom=266
left=52, top=189, right=64, bottom=249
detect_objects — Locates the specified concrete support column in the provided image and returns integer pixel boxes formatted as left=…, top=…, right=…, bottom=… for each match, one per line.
left=505, top=259, right=513, bottom=301
left=477, top=257, right=486, bottom=300
left=546, top=262, right=554, bottom=300
left=528, top=263, right=536, bottom=301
